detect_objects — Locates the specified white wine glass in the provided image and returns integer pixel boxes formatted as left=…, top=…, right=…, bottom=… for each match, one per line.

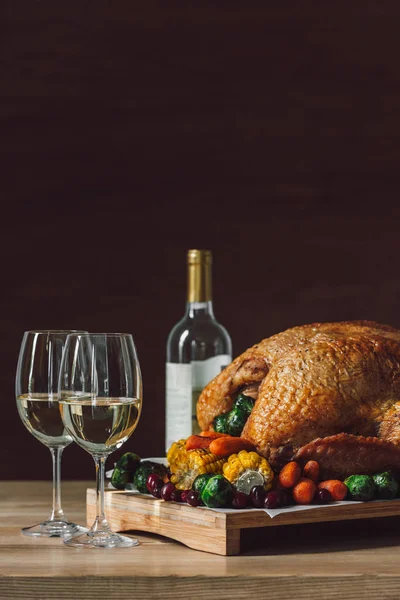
left=58, top=332, right=143, bottom=548
left=15, top=330, right=89, bottom=537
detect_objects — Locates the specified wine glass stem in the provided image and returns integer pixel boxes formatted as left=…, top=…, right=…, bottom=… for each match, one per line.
left=49, top=447, right=66, bottom=521
left=91, top=455, right=110, bottom=533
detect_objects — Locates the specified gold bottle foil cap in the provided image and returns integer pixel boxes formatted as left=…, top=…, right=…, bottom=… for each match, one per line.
left=187, top=249, right=212, bottom=264
left=187, top=249, right=212, bottom=302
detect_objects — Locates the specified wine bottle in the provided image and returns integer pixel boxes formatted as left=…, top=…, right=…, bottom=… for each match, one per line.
left=165, top=249, right=232, bottom=451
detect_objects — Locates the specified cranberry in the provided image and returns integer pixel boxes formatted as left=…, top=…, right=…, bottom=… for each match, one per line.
left=160, top=482, right=175, bottom=501
left=186, top=490, right=201, bottom=507
left=180, top=490, right=190, bottom=503
left=151, top=483, right=163, bottom=498
left=170, top=489, right=183, bottom=502
left=250, top=485, right=266, bottom=508
left=264, top=490, right=283, bottom=509
left=146, top=473, right=163, bottom=494
left=231, top=491, right=249, bottom=509
left=150, top=479, right=163, bottom=498
left=315, top=489, right=333, bottom=504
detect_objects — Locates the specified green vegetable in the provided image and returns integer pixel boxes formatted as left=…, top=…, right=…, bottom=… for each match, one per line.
left=200, top=474, right=234, bottom=508
left=225, top=406, right=247, bottom=437
left=213, top=413, right=229, bottom=433
left=111, top=467, right=134, bottom=490
left=234, top=394, right=255, bottom=417
left=372, top=471, right=399, bottom=500
left=115, top=452, right=141, bottom=473
left=344, top=474, right=377, bottom=501
left=212, top=396, right=254, bottom=437
left=133, top=461, right=168, bottom=494
left=192, top=473, right=214, bottom=494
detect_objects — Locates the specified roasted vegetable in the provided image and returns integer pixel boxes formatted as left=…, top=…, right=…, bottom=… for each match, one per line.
left=201, top=474, right=234, bottom=508
left=213, top=413, right=229, bottom=433
left=209, top=436, right=255, bottom=456
left=317, top=480, right=348, bottom=501
left=292, top=477, right=317, bottom=505
left=279, top=461, right=301, bottom=488
left=192, top=473, right=214, bottom=494
left=234, top=394, right=255, bottom=416
left=212, top=394, right=255, bottom=437
left=372, top=471, right=399, bottom=499
left=133, top=461, right=168, bottom=494
left=223, top=450, right=274, bottom=493
left=225, top=406, right=247, bottom=436
left=167, top=439, right=226, bottom=490
left=111, top=467, right=134, bottom=490
left=115, top=452, right=141, bottom=473
left=343, top=474, right=376, bottom=501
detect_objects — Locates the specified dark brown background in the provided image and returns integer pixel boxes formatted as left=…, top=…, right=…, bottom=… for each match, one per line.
left=2, top=2, right=400, bottom=480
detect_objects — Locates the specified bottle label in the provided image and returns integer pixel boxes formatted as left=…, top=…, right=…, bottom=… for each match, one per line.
left=166, top=363, right=192, bottom=453
left=191, top=355, right=231, bottom=388
left=165, top=355, right=231, bottom=451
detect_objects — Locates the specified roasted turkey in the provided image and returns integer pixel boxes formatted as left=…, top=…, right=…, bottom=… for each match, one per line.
left=196, top=321, right=400, bottom=478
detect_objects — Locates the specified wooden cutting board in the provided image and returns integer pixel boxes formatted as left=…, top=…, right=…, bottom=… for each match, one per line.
left=86, top=489, right=400, bottom=555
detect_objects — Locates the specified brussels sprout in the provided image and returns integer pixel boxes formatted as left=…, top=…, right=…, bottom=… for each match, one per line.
left=115, top=452, right=141, bottom=473
left=111, top=467, right=133, bottom=490
left=213, top=402, right=251, bottom=436
left=225, top=407, right=247, bottom=437
left=192, top=473, right=214, bottom=494
left=344, top=474, right=377, bottom=501
left=234, top=394, right=255, bottom=417
left=201, top=475, right=234, bottom=508
left=372, top=471, right=399, bottom=500
left=133, top=461, right=168, bottom=494
left=213, top=413, right=229, bottom=433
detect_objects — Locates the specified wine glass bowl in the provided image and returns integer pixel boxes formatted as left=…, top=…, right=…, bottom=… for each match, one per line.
left=58, top=333, right=142, bottom=548
left=15, top=330, right=88, bottom=538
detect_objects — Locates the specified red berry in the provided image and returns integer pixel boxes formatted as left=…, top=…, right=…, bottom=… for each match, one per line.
left=146, top=473, right=163, bottom=494
left=170, top=489, right=183, bottom=502
left=315, top=489, right=333, bottom=504
left=264, top=490, right=283, bottom=509
left=160, top=482, right=175, bottom=501
left=151, top=484, right=163, bottom=498
left=232, top=491, right=249, bottom=509
left=180, top=490, right=190, bottom=503
left=151, top=480, right=163, bottom=498
left=186, top=490, right=201, bottom=507
left=250, top=485, right=265, bottom=508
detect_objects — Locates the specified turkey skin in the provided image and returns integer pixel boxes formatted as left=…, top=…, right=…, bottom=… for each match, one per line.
left=196, top=321, right=400, bottom=476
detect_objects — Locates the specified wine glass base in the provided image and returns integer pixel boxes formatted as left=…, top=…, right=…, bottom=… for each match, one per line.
left=64, top=530, right=139, bottom=548
left=22, top=521, right=88, bottom=538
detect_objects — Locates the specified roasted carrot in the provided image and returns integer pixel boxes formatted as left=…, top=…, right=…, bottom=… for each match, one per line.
left=292, top=477, right=317, bottom=505
left=278, top=461, right=302, bottom=488
left=198, top=431, right=230, bottom=438
left=303, top=460, right=320, bottom=482
left=317, top=480, right=348, bottom=501
left=185, top=435, right=213, bottom=450
left=208, top=436, right=255, bottom=457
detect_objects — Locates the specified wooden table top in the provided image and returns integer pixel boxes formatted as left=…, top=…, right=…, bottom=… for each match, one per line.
left=2, top=481, right=400, bottom=599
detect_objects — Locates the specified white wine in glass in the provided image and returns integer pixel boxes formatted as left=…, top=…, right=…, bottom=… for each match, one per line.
left=60, top=397, right=141, bottom=455
left=15, top=330, right=88, bottom=537
left=59, top=333, right=143, bottom=548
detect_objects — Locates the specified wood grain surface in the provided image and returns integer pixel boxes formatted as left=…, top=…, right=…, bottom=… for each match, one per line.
left=2, top=481, right=400, bottom=599
left=3, top=2, right=400, bottom=480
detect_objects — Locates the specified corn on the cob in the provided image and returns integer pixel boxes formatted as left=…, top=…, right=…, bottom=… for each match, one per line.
left=223, top=450, right=274, bottom=492
left=167, top=439, right=226, bottom=490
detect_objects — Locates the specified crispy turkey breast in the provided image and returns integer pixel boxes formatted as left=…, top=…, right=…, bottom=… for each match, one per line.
left=196, top=321, right=400, bottom=475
